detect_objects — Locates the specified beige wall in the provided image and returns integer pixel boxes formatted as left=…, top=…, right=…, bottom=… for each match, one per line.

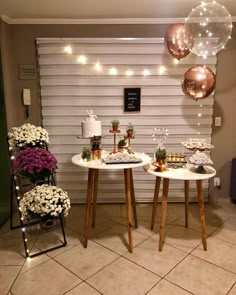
left=210, top=27, right=236, bottom=198
left=1, top=20, right=236, bottom=198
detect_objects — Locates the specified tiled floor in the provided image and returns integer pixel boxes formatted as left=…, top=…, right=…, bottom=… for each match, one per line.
left=1, top=198, right=236, bottom=295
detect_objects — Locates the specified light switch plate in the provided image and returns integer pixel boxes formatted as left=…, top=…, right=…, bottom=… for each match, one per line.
left=215, top=117, right=221, bottom=127
left=23, top=88, right=31, bottom=106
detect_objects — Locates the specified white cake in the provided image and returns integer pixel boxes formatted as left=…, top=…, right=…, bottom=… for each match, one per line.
left=81, top=110, right=102, bottom=138
left=81, top=121, right=102, bottom=138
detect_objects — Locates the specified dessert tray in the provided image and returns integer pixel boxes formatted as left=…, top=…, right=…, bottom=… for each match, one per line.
left=166, top=153, right=187, bottom=168
left=182, top=138, right=214, bottom=151
left=102, top=152, right=142, bottom=164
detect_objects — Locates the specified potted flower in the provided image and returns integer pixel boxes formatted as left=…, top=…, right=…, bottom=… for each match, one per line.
left=8, top=123, right=49, bottom=150
left=154, top=147, right=167, bottom=172
left=19, top=184, right=71, bottom=223
left=81, top=147, right=91, bottom=161
left=111, top=119, right=120, bottom=131
left=13, top=148, right=57, bottom=183
left=126, top=123, right=134, bottom=138
left=118, top=137, right=127, bottom=152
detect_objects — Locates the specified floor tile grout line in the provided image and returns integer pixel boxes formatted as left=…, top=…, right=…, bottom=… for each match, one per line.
left=8, top=261, right=26, bottom=294
left=90, top=238, right=125, bottom=256
left=164, top=278, right=196, bottom=295
left=90, top=222, right=151, bottom=256
left=226, top=280, right=236, bottom=295
left=62, top=280, right=104, bottom=295
left=51, top=256, right=85, bottom=281
left=84, top=255, right=121, bottom=281
left=17, top=255, right=52, bottom=276
left=83, top=281, right=105, bottom=295
left=62, top=281, right=84, bottom=295
left=121, top=254, right=162, bottom=279
left=189, top=252, right=236, bottom=276
left=144, top=277, right=196, bottom=295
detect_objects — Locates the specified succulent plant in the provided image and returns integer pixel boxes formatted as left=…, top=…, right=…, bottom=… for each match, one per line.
left=155, top=148, right=166, bottom=160
left=111, top=119, right=120, bottom=127
left=126, top=123, right=134, bottom=133
left=82, top=147, right=90, bottom=153
left=118, top=138, right=127, bottom=147
left=81, top=147, right=91, bottom=160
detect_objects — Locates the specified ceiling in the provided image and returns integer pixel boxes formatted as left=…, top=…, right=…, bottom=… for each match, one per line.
left=0, top=0, right=236, bottom=22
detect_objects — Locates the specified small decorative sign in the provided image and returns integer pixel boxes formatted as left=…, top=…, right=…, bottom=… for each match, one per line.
left=124, top=88, right=141, bottom=112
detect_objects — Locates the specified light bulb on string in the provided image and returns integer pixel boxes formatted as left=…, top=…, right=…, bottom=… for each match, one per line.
left=197, top=103, right=204, bottom=136
left=64, top=45, right=72, bottom=54
left=143, top=69, right=150, bottom=76
left=109, top=67, right=118, bottom=75
left=94, top=61, right=103, bottom=72
left=126, top=70, right=134, bottom=76
left=77, top=55, right=87, bottom=64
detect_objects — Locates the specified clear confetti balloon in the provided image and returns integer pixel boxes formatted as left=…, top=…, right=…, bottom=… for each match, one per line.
left=184, top=1, right=232, bottom=58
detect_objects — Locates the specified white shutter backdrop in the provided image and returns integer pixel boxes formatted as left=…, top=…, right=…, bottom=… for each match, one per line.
left=37, top=38, right=216, bottom=203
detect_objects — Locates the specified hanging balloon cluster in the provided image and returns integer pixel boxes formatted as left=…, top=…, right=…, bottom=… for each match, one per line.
left=165, top=1, right=232, bottom=101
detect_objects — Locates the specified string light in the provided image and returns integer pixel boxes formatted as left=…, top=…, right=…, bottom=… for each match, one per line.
left=159, top=65, right=166, bottom=74
left=173, top=59, right=179, bottom=64
left=77, top=55, right=87, bottom=64
left=64, top=45, right=72, bottom=54
left=109, top=67, right=118, bottom=75
left=197, top=103, right=203, bottom=135
left=11, top=155, right=15, bottom=160
left=125, top=70, right=134, bottom=76
left=94, top=61, right=102, bottom=72
left=143, top=69, right=150, bottom=76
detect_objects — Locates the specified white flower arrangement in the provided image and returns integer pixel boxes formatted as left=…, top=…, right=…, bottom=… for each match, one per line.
left=19, top=185, right=71, bottom=220
left=8, top=123, right=49, bottom=149
left=189, top=151, right=213, bottom=166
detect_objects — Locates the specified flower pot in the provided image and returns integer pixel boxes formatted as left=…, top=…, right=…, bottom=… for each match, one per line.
left=127, top=131, right=133, bottom=138
left=112, top=125, right=119, bottom=132
left=82, top=152, right=91, bottom=161
left=153, top=159, right=166, bottom=172
left=91, top=149, right=101, bottom=160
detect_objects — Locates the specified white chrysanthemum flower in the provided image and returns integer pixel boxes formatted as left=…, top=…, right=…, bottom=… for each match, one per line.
left=19, top=184, right=71, bottom=219
left=8, top=123, right=49, bottom=148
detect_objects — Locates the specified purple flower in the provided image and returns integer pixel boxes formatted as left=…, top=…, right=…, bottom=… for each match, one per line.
left=13, top=148, right=57, bottom=181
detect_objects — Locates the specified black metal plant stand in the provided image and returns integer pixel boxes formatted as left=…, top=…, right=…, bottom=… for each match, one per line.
left=11, top=175, right=67, bottom=258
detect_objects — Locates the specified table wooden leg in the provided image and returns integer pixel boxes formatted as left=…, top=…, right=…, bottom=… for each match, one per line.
left=184, top=180, right=189, bottom=228
left=151, top=176, right=161, bottom=230
left=124, top=168, right=133, bottom=253
left=84, top=168, right=94, bottom=248
left=196, top=179, right=207, bottom=251
left=92, top=169, right=99, bottom=228
left=159, top=178, right=169, bottom=252
left=130, top=169, right=138, bottom=228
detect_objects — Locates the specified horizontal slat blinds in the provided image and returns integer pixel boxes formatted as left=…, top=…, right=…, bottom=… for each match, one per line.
left=37, top=38, right=216, bottom=203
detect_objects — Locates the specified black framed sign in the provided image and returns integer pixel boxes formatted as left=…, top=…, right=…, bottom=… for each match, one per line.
left=124, top=88, right=141, bottom=112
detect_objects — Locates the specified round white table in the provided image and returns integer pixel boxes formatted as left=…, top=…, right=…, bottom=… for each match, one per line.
left=147, top=164, right=216, bottom=251
left=72, top=152, right=151, bottom=253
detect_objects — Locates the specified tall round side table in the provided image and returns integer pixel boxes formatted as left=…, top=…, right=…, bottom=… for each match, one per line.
left=72, top=152, right=151, bottom=253
left=147, top=165, right=216, bottom=251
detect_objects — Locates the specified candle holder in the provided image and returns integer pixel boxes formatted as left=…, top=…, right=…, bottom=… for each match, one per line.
left=109, top=129, right=121, bottom=154
left=125, top=132, right=135, bottom=154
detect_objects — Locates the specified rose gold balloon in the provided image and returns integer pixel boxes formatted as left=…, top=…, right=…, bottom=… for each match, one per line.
left=181, top=65, right=216, bottom=101
left=165, top=24, right=192, bottom=60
